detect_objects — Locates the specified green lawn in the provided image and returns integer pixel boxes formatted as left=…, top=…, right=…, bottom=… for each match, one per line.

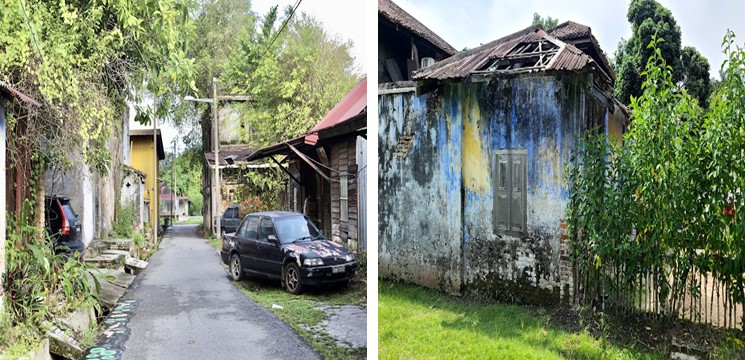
left=379, top=281, right=664, bottom=360
left=175, top=216, right=203, bottom=225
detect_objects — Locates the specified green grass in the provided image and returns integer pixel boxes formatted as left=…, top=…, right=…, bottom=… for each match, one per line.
left=206, top=234, right=220, bottom=250
left=176, top=217, right=203, bottom=225
left=379, top=281, right=665, bottom=360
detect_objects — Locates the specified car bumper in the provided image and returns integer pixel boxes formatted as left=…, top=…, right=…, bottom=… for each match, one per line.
left=220, top=250, right=230, bottom=264
left=299, top=261, right=358, bottom=285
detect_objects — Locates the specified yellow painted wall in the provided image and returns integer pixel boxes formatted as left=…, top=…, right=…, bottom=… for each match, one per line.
left=130, top=137, right=159, bottom=227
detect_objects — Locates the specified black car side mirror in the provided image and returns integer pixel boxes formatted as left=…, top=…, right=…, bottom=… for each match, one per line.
left=268, top=235, right=280, bottom=246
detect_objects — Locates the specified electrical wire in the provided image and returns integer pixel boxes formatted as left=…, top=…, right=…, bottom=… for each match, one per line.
left=255, top=0, right=303, bottom=65
left=18, top=0, right=45, bottom=64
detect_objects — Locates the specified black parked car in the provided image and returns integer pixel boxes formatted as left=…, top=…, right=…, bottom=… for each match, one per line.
left=220, top=205, right=241, bottom=237
left=220, top=211, right=358, bottom=294
left=44, top=195, right=84, bottom=258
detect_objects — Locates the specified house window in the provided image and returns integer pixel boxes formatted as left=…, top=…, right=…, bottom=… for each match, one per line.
left=340, top=175, right=348, bottom=222
left=493, top=149, right=527, bottom=236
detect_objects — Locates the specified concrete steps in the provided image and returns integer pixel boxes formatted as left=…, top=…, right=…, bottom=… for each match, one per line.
left=82, top=237, right=149, bottom=310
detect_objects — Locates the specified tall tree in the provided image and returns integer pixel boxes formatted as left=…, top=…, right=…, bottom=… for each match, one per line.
left=680, top=46, right=712, bottom=108
left=532, top=12, right=558, bottom=29
left=613, top=0, right=711, bottom=107
left=224, top=10, right=360, bottom=148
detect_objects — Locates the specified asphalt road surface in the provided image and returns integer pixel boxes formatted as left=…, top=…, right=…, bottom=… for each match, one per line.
left=120, top=224, right=320, bottom=360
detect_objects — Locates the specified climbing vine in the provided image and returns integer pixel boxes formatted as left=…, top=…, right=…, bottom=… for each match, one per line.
left=0, top=0, right=195, bottom=172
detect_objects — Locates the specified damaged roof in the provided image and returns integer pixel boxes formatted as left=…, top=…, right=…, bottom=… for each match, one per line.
left=205, top=144, right=254, bottom=166
left=413, top=22, right=613, bottom=83
left=547, top=21, right=615, bottom=82
left=379, top=0, right=457, bottom=56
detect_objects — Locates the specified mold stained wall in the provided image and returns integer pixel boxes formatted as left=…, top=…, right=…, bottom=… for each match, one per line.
left=460, top=73, right=602, bottom=304
left=378, top=88, right=464, bottom=294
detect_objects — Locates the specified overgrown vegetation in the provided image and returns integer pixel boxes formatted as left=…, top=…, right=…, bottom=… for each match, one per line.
left=1, top=201, right=99, bottom=356
left=0, top=0, right=195, bottom=174
left=567, top=31, right=745, bottom=331
left=110, top=203, right=136, bottom=238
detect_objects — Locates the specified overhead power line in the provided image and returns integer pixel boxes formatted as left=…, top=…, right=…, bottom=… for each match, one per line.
left=255, top=0, right=303, bottom=64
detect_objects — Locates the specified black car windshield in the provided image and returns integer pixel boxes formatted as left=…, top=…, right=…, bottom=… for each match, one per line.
left=275, top=216, right=322, bottom=244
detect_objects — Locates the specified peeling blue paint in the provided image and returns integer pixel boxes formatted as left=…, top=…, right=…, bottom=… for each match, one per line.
left=379, top=72, right=617, bottom=301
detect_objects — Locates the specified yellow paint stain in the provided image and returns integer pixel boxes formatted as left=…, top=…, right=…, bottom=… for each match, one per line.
left=536, top=138, right=564, bottom=196
left=462, top=90, right=490, bottom=193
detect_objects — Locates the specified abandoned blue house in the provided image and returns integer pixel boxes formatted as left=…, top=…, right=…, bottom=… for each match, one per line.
left=378, top=21, right=628, bottom=304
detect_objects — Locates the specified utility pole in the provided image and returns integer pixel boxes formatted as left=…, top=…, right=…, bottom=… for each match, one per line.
left=152, top=95, right=158, bottom=246
left=213, top=77, right=221, bottom=238
left=172, top=138, right=176, bottom=225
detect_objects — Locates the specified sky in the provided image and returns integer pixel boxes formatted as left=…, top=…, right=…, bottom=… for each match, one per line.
left=393, top=0, right=745, bottom=79
left=252, top=0, right=367, bottom=74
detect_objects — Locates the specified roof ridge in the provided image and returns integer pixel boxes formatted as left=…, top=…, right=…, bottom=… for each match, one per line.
left=413, top=24, right=543, bottom=79
left=379, top=0, right=458, bottom=55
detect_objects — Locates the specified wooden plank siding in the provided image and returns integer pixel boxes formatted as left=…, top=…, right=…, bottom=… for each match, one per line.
left=329, top=138, right=359, bottom=251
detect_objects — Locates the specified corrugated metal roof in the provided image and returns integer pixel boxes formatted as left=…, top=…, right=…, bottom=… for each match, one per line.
left=310, top=77, right=367, bottom=133
left=379, top=0, right=457, bottom=56
left=204, top=145, right=254, bottom=166
left=548, top=21, right=615, bottom=82
left=0, top=81, right=41, bottom=107
left=548, top=21, right=591, bottom=40
left=413, top=23, right=606, bottom=82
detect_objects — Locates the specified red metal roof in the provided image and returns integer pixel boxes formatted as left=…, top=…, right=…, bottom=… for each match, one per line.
left=310, top=77, right=367, bottom=133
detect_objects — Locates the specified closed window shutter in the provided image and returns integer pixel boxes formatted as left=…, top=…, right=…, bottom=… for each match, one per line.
left=494, top=152, right=510, bottom=232
left=494, top=149, right=527, bottom=236
left=510, top=157, right=526, bottom=233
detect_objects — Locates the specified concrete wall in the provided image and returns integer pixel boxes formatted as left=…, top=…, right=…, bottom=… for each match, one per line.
left=379, top=72, right=611, bottom=303
left=45, top=157, right=96, bottom=246
left=459, top=75, right=600, bottom=304
left=378, top=85, right=464, bottom=294
left=120, top=171, right=144, bottom=231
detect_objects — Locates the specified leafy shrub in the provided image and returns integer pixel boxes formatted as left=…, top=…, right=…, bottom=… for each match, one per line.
left=110, top=202, right=136, bottom=238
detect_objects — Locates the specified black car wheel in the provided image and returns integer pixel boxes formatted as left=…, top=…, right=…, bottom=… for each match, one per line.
left=284, top=263, right=304, bottom=295
left=229, top=253, right=245, bottom=281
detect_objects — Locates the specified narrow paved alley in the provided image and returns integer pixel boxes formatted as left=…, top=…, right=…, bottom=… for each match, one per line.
left=102, top=224, right=319, bottom=360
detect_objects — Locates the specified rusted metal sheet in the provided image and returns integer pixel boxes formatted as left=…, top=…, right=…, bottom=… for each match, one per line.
left=0, top=80, right=41, bottom=107
left=413, top=22, right=606, bottom=83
